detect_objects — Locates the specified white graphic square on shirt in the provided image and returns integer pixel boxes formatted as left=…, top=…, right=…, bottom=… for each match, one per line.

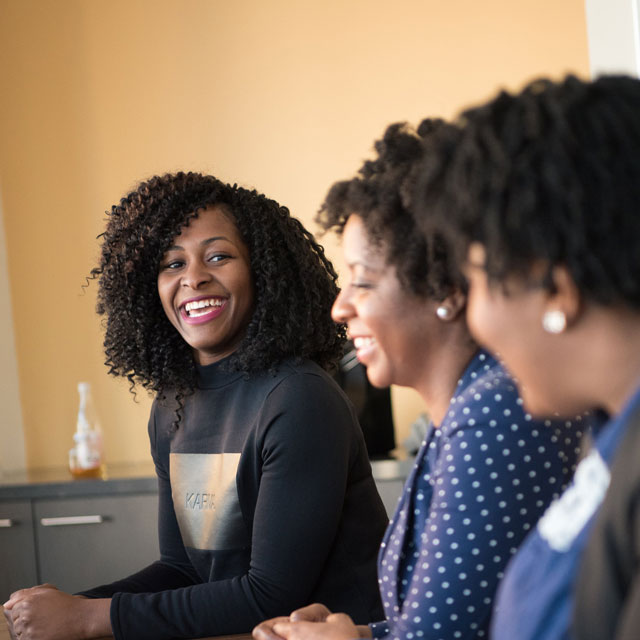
left=170, top=452, right=247, bottom=551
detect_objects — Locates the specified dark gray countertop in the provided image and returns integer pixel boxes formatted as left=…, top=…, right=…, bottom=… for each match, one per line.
left=370, top=456, right=414, bottom=480
left=0, top=462, right=158, bottom=500
left=0, top=455, right=412, bottom=501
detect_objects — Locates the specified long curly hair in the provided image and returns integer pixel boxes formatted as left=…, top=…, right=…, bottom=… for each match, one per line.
left=415, top=74, right=640, bottom=307
left=91, top=172, right=345, bottom=405
left=316, top=119, right=465, bottom=300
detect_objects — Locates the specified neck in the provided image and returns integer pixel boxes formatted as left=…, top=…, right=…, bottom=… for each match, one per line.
left=414, top=322, right=478, bottom=426
left=583, top=308, right=640, bottom=415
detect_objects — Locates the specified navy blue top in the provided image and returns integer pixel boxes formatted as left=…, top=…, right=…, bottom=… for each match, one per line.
left=490, top=387, right=637, bottom=640
left=369, top=350, right=588, bottom=640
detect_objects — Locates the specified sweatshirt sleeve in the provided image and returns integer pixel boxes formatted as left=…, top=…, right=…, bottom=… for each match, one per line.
left=109, top=372, right=363, bottom=640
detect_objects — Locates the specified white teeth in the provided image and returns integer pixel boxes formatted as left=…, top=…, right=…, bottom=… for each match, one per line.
left=189, top=307, right=214, bottom=317
left=353, top=337, right=375, bottom=350
left=184, top=298, right=224, bottom=316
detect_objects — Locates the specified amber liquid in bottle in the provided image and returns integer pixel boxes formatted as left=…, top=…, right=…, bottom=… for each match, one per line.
left=69, top=465, right=104, bottom=479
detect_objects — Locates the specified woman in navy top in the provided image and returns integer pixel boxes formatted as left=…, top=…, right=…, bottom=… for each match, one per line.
left=254, top=120, right=588, bottom=640
left=414, top=75, right=640, bottom=640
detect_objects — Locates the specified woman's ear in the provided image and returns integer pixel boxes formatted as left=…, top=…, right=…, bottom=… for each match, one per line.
left=435, top=289, right=467, bottom=322
left=541, top=265, right=581, bottom=334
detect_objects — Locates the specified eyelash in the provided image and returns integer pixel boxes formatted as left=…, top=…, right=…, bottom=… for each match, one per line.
left=160, top=253, right=231, bottom=271
left=161, top=260, right=183, bottom=271
left=208, top=253, right=231, bottom=263
left=351, top=282, right=374, bottom=290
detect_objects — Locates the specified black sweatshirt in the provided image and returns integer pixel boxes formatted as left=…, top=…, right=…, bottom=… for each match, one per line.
left=81, top=359, right=387, bottom=639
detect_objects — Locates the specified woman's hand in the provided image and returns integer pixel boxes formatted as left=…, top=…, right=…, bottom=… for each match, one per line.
left=4, top=583, right=58, bottom=608
left=3, top=585, right=111, bottom=640
left=4, top=585, right=58, bottom=640
left=253, top=616, right=291, bottom=640
left=253, top=604, right=333, bottom=640
left=4, top=603, right=18, bottom=640
left=290, top=604, right=333, bottom=623
left=272, top=613, right=366, bottom=640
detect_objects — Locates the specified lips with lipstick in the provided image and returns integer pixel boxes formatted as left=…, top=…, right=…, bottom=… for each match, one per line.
left=180, top=296, right=227, bottom=325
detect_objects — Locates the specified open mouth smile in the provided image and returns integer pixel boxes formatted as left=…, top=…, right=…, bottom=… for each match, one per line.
left=352, top=335, right=377, bottom=362
left=180, top=297, right=227, bottom=324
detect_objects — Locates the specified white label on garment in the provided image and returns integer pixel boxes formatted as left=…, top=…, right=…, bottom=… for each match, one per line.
left=537, top=448, right=610, bottom=552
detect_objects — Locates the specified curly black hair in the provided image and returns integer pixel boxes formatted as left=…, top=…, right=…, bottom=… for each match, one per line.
left=415, top=74, right=640, bottom=308
left=91, top=172, right=345, bottom=404
left=316, top=119, right=465, bottom=301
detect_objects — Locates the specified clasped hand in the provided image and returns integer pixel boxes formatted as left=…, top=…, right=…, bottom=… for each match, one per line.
left=3, top=585, right=93, bottom=640
left=253, top=603, right=371, bottom=640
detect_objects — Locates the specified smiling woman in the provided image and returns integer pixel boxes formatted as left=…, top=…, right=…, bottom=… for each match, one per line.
left=253, top=121, right=598, bottom=640
left=2, top=172, right=388, bottom=640
left=156, top=205, right=254, bottom=366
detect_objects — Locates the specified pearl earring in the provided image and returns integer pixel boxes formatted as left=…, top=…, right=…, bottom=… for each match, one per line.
left=436, top=306, right=451, bottom=320
left=542, top=309, right=566, bottom=334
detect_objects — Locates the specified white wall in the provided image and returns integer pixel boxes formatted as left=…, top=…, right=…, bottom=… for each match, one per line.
left=586, top=0, right=640, bottom=76
left=0, top=193, right=26, bottom=473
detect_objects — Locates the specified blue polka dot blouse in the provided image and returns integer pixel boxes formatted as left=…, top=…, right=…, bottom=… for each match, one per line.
left=370, top=350, right=588, bottom=640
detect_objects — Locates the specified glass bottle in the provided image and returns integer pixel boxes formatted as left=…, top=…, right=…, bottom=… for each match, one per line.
left=69, top=382, right=105, bottom=478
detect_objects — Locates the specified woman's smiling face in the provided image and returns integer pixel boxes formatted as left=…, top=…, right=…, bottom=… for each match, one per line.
left=331, top=214, right=439, bottom=389
left=157, top=205, right=254, bottom=366
left=463, top=242, right=583, bottom=417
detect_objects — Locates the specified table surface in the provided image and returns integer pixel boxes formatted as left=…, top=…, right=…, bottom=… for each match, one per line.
left=0, top=614, right=252, bottom=640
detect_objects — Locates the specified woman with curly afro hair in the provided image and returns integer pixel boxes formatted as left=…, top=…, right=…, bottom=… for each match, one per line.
left=414, top=74, right=640, bottom=640
left=4, top=172, right=388, bottom=640
left=254, top=121, right=592, bottom=640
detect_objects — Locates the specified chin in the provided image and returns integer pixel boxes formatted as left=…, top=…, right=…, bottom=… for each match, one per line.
left=364, top=366, right=394, bottom=390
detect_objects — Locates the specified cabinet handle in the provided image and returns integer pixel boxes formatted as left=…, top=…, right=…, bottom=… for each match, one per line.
left=0, top=518, right=14, bottom=528
left=40, top=515, right=104, bottom=527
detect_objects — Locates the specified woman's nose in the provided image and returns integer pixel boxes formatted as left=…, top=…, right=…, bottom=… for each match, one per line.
left=181, top=261, right=212, bottom=289
left=332, top=288, right=354, bottom=324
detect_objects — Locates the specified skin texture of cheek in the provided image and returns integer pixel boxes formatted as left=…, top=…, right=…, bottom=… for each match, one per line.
left=362, top=350, right=394, bottom=389
left=467, top=299, right=579, bottom=418
left=464, top=249, right=579, bottom=417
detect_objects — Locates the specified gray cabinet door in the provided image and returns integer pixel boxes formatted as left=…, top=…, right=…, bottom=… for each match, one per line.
left=0, top=500, right=38, bottom=601
left=34, top=493, right=159, bottom=593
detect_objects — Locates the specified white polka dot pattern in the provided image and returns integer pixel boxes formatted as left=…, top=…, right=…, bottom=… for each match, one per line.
left=369, top=351, right=585, bottom=640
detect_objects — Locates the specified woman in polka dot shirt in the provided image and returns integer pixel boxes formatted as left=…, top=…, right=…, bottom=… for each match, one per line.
left=253, top=120, right=592, bottom=640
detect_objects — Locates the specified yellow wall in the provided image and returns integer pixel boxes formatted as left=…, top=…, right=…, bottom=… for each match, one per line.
left=0, top=0, right=590, bottom=470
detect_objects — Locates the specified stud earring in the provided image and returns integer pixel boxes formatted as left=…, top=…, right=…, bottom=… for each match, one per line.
left=542, top=309, right=566, bottom=334
left=436, top=305, right=452, bottom=320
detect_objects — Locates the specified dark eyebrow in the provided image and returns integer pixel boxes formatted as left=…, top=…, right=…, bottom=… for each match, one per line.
left=165, top=236, right=232, bottom=252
